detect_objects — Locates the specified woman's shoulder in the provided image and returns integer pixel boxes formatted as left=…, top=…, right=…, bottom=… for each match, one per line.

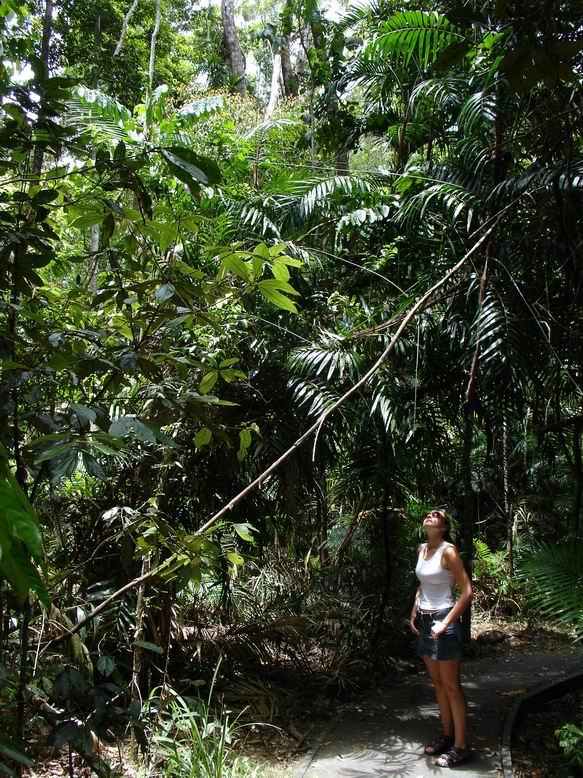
left=441, top=542, right=460, bottom=566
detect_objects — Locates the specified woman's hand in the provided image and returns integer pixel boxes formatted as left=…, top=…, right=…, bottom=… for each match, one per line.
left=430, top=620, right=447, bottom=639
left=410, top=612, right=420, bottom=635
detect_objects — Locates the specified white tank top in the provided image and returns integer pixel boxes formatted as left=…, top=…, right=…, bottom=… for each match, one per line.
left=415, top=542, right=455, bottom=610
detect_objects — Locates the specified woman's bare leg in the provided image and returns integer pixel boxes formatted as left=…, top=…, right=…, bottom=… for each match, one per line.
left=423, top=657, right=454, bottom=738
left=437, top=659, right=468, bottom=749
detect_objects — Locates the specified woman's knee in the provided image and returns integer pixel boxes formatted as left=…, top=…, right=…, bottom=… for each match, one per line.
left=442, top=679, right=464, bottom=698
left=431, top=676, right=446, bottom=693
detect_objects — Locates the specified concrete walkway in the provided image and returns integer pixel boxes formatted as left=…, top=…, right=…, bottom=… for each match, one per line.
left=296, top=643, right=583, bottom=777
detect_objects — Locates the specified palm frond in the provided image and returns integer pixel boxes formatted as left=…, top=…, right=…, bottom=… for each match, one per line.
left=520, top=542, right=583, bottom=641
left=399, top=166, right=482, bottom=230
left=386, top=119, right=429, bottom=150
left=374, top=11, right=465, bottom=70
left=492, top=158, right=583, bottom=200
left=175, top=95, right=225, bottom=125
left=455, top=137, right=491, bottom=179
left=337, top=0, right=391, bottom=32
left=410, top=77, right=466, bottom=115
left=293, top=175, right=374, bottom=220
left=244, top=117, right=300, bottom=141
left=66, top=87, right=133, bottom=141
left=347, top=45, right=402, bottom=111
left=337, top=203, right=391, bottom=230
left=288, top=336, right=364, bottom=381
left=288, top=377, right=341, bottom=419
left=459, top=90, right=497, bottom=134
left=218, top=197, right=283, bottom=240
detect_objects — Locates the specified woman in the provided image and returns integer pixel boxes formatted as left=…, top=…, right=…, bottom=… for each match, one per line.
left=409, top=509, right=473, bottom=768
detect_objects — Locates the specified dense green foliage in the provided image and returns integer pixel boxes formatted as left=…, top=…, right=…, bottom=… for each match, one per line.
left=0, top=0, right=582, bottom=773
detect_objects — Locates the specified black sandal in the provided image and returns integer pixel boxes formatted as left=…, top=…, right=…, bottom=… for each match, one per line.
left=424, top=735, right=454, bottom=755
left=435, top=746, right=473, bottom=768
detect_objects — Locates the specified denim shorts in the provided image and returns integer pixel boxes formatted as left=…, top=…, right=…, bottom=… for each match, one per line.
left=416, top=608, right=463, bottom=661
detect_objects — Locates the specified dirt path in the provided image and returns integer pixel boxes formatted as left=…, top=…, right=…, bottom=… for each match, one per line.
left=295, top=642, right=583, bottom=777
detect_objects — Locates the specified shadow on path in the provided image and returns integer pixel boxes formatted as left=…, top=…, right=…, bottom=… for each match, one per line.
left=296, top=645, right=583, bottom=778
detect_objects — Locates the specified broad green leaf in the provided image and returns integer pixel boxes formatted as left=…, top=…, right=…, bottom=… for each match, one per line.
left=89, top=441, right=120, bottom=456
left=81, top=452, right=106, bottom=479
left=142, top=422, right=177, bottom=448
left=194, top=427, right=212, bottom=448
left=174, top=260, right=206, bottom=279
left=268, top=242, right=288, bottom=256
left=52, top=721, right=80, bottom=749
left=0, top=734, right=33, bottom=767
left=108, top=417, right=136, bottom=437
left=237, top=427, right=252, bottom=461
left=258, top=281, right=298, bottom=313
left=221, top=253, right=250, bottom=281
left=278, top=255, right=302, bottom=267
left=253, top=243, right=270, bottom=260
left=258, top=278, right=300, bottom=296
left=271, top=260, right=290, bottom=282
left=227, top=551, right=244, bottom=566
left=69, top=403, right=97, bottom=423
left=199, top=371, right=218, bottom=394
left=132, top=421, right=157, bottom=444
left=133, top=640, right=164, bottom=654
left=155, top=283, right=175, bottom=302
left=69, top=211, right=104, bottom=229
left=35, top=443, right=76, bottom=464
left=160, top=147, right=221, bottom=187
left=97, top=656, right=116, bottom=678
left=233, top=523, right=256, bottom=542
left=0, top=544, right=50, bottom=608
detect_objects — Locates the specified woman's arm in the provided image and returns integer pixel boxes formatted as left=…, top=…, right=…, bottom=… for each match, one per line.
left=431, top=546, right=472, bottom=638
left=410, top=586, right=421, bottom=635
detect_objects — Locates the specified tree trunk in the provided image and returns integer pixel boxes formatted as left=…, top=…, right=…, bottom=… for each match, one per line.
left=316, top=477, right=328, bottom=568
left=31, top=0, right=53, bottom=180
left=91, top=11, right=101, bottom=90
left=148, top=0, right=161, bottom=89
left=114, top=0, right=139, bottom=56
left=573, top=421, right=582, bottom=538
left=280, top=39, right=298, bottom=97
left=372, top=491, right=391, bottom=646
left=265, top=51, right=281, bottom=116
left=16, top=599, right=31, bottom=774
left=0, top=583, right=3, bottom=655
left=396, top=96, right=410, bottom=170
left=131, top=555, right=151, bottom=700
left=221, top=0, right=246, bottom=95
left=502, top=406, right=513, bottom=573
left=460, top=251, right=490, bottom=644
left=309, top=86, right=315, bottom=166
